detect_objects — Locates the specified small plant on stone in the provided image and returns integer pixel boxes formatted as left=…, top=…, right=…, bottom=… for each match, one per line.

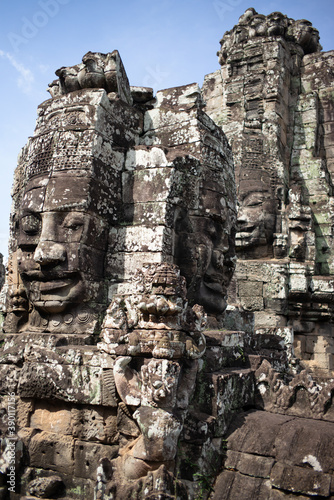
left=184, top=458, right=215, bottom=500
left=235, top=345, right=246, bottom=363
left=193, top=471, right=214, bottom=500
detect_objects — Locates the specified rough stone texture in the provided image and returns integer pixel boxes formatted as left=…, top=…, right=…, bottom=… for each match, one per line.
left=202, top=9, right=334, bottom=377
left=0, top=254, right=6, bottom=330
left=0, top=49, right=236, bottom=499
left=1, top=14, right=334, bottom=500
left=27, top=475, right=64, bottom=498
left=96, top=263, right=207, bottom=497
left=211, top=410, right=334, bottom=499
left=4, top=50, right=236, bottom=337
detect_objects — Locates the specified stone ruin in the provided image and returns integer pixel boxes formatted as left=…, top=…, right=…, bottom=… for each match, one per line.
left=0, top=9, right=334, bottom=500
left=203, top=8, right=334, bottom=376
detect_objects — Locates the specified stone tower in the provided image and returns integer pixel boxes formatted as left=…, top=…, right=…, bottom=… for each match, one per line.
left=1, top=11, right=334, bottom=500
left=202, top=8, right=334, bottom=376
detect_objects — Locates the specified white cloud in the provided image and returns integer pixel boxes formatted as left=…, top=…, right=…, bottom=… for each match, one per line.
left=0, top=50, right=34, bottom=93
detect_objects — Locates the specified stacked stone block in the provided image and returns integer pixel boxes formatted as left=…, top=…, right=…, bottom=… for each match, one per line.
left=202, top=9, right=334, bottom=376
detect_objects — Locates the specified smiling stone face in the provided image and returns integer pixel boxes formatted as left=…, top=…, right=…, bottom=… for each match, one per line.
left=236, top=169, right=276, bottom=258
left=175, top=189, right=235, bottom=315
left=16, top=177, right=108, bottom=315
left=4, top=88, right=128, bottom=333
left=267, top=12, right=287, bottom=36
left=289, top=19, right=321, bottom=54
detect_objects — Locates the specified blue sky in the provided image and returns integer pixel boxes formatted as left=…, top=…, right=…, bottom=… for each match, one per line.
left=0, top=0, right=333, bottom=260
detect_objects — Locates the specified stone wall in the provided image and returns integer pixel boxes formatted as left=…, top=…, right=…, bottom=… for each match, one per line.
left=0, top=51, right=237, bottom=499
left=0, top=254, right=6, bottom=330
left=202, top=8, right=334, bottom=377
left=0, top=11, right=334, bottom=500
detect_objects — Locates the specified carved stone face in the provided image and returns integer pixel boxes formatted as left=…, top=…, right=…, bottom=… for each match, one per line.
left=140, top=359, right=180, bottom=408
left=236, top=170, right=276, bottom=256
left=238, top=8, right=256, bottom=25
left=292, top=20, right=320, bottom=54
left=292, top=19, right=313, bottom=46
left=249, top=15, right=267, bottom=37
left=267, top=12, right=287, bottom=36
left=218, top=31, right=232, bottom=65
left=16, top=175, right=108, bottom=314
left=233, top=25, right=248, bottom=44
left=175, top=190, right=235, bottom=314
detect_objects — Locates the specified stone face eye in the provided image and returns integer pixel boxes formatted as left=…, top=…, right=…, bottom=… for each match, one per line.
left=21, top=214, right=41, bottom=235
left=65, top=222, right=83, bottom=231
left=62, top=213, right=85, bottom=231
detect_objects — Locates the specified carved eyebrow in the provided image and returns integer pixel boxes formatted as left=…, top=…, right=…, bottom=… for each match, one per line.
left=62, top=213, right=86, bottom=227
left=62, top=212, right=85, bottom=222
left=21, top=209, right=41, bottom=216
left=240, top=190, right=271, bottom=199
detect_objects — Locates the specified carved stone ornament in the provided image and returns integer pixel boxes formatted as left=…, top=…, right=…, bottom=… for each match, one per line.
left=1, top=12, right=334, bottom=500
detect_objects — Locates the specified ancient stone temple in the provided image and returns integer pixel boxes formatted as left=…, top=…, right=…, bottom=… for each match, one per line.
left=203, top=8, right=334, bottom=376
left=0, top=10, right=334, bottom=500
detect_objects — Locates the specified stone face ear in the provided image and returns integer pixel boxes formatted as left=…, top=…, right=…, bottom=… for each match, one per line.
left=104, top=50, right=133, bottom=104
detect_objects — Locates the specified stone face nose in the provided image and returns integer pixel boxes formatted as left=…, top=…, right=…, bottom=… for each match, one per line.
left=33, top=213, right=67, bottom=266
left=236, top=211, right=249, bottom=227
left=212, top=249, right=225, bottom=270
left=33, top=241, right=66, bottom=265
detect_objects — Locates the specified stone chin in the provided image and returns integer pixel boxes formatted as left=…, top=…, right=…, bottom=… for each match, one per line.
left=21, top=274, right=85, bottom=315
left=235, top=226, right=266, bottom=250
left=196, top=280, right=227, bottom=315
left=33, top=300, right=71, bottom=314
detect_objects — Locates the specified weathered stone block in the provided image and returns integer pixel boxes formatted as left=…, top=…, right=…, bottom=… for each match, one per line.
left=73, top=440, right=118, bottom=479
left=109, top=225, right=173, bottom=254
left=181, top=409, right=216, bottom=443
left=29, top=431, right=74, bottom=474
left=239, top=281, right=264, bottom=311
left=27, top=475, right=64, bottom=498
left=123, top=167, right=173, bottom=203
left=15, top=398, right=33, bottom=428
left=103, top=411, right=119, bottom=444
left=107, top=251, right=168, bottom=282
left=228, top=411, right=294, bottom=457
left=225, top=450, right=274, bottom=478
left=18, top=362, right=103, bottom=405
left=0, top=364, right=19, bottom=394
left=194, top=369, right=254, bottom=436
left=123, top=201, right=169, bottom=225
left=253, top=311, right=286, bottom=329
left=211, top=470, right=271, bottom=500
left=270, top=462, right=331, bottom=497
left=71, top=407, right=105, bottom=441
left=30, top=405, right=72, bottom=435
